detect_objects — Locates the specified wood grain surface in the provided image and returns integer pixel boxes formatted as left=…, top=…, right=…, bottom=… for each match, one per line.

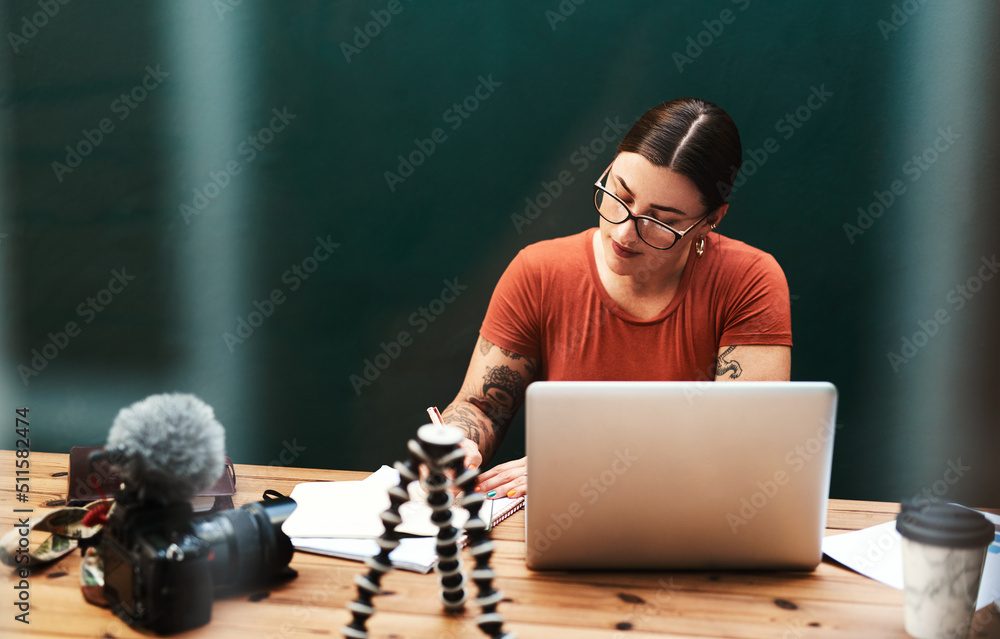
left=1, top=452, right=997, bottom=639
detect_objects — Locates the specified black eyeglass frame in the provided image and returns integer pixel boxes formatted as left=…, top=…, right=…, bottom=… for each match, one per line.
left=593, top=162, right=712, bottom=251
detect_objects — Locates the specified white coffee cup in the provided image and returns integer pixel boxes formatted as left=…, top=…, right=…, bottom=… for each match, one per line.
left=896, top=503, right=995, bottom=639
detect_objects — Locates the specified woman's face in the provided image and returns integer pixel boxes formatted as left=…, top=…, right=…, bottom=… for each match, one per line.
left=598, top=152, right=719, bottom=281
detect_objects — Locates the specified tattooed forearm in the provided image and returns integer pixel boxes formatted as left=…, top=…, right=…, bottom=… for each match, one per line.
left=468, top=398, right=504, bottom=447
left=443, top=366, right=529, bottom=462
left=454, top=337, right=539, bottom=462
left=716, top=345, right=743, bottom=379
left=442, top=402, right=496, bottom=458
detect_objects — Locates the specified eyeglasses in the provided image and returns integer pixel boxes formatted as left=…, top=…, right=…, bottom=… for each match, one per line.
left=593, top=163, right=710, bottom=250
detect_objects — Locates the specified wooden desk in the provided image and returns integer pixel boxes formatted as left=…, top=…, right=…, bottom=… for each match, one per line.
left=2, top=452, right=997, bottom=638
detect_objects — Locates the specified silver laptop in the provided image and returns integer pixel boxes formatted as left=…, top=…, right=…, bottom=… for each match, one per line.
left=525, top=381, right=838, bottom=571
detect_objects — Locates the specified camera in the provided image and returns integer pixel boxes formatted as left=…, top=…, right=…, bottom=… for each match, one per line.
left=90, top=393, right=300, bottom=633
left=99, top=488, right=297, bottom=634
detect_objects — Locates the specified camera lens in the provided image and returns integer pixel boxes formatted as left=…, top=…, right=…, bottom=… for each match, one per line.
left=190, top=497, right=296, bottom=590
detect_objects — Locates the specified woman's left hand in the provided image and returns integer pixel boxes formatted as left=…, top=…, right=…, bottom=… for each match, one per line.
left=476, top=456, right=527, bottom=499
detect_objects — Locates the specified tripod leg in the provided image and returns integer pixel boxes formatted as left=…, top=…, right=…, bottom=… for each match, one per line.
left=454, top=461, right=515, bottom=638
left=341, top=454, right=420, bottom=639
left=417, top=425, right=469, bottom=612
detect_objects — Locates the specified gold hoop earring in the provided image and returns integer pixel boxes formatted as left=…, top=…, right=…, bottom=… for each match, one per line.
left=695, top=236, right=706, bottom=257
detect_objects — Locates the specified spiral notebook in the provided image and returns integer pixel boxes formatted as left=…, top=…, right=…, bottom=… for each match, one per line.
left=285, top=466, right=524, bottom=573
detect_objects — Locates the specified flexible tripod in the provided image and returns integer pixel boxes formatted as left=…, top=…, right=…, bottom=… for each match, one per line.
left=342, top=423, right=513, bottom=639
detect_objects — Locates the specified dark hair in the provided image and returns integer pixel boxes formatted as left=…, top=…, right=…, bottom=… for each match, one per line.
left=617, top=98, right=742, bottom=210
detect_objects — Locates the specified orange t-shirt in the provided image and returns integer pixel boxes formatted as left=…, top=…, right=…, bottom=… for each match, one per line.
left=479, top=228, right=792, bottom=382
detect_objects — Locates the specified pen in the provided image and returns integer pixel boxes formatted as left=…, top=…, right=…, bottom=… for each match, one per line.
left=487, top=490, right=496, bottom=530
left=426, top=406, right=445, bottom=426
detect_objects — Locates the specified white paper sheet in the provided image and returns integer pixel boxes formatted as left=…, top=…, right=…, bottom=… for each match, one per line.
left=281, top=466, right=470, bottom=538
left=283, top=466, right=524, bottom=572
left=292, top=536, right=440, bottom=573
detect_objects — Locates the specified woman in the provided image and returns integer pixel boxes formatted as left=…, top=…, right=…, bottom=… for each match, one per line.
left=442, top=97, right=792, bottom=499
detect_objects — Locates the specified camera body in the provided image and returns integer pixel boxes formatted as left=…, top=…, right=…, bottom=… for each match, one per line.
left=99, top=490, right=296, bottom=634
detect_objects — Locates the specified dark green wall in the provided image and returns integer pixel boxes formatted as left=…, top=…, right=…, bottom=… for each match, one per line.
left=2, top=1, right=998, bottom=507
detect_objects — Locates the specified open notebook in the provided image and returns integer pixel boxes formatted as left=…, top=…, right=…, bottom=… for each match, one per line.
left=284, top=466, right=524, bottom=573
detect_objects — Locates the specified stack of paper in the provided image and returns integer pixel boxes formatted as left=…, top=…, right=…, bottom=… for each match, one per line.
left=283, top=466, right=524, bottom=573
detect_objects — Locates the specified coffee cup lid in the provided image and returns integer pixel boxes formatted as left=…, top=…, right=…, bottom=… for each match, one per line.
left=896, top=502, right=996, bottom=548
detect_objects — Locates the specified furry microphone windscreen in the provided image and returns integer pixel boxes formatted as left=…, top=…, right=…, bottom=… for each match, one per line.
left=107, top=393, right=226, bottom=503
